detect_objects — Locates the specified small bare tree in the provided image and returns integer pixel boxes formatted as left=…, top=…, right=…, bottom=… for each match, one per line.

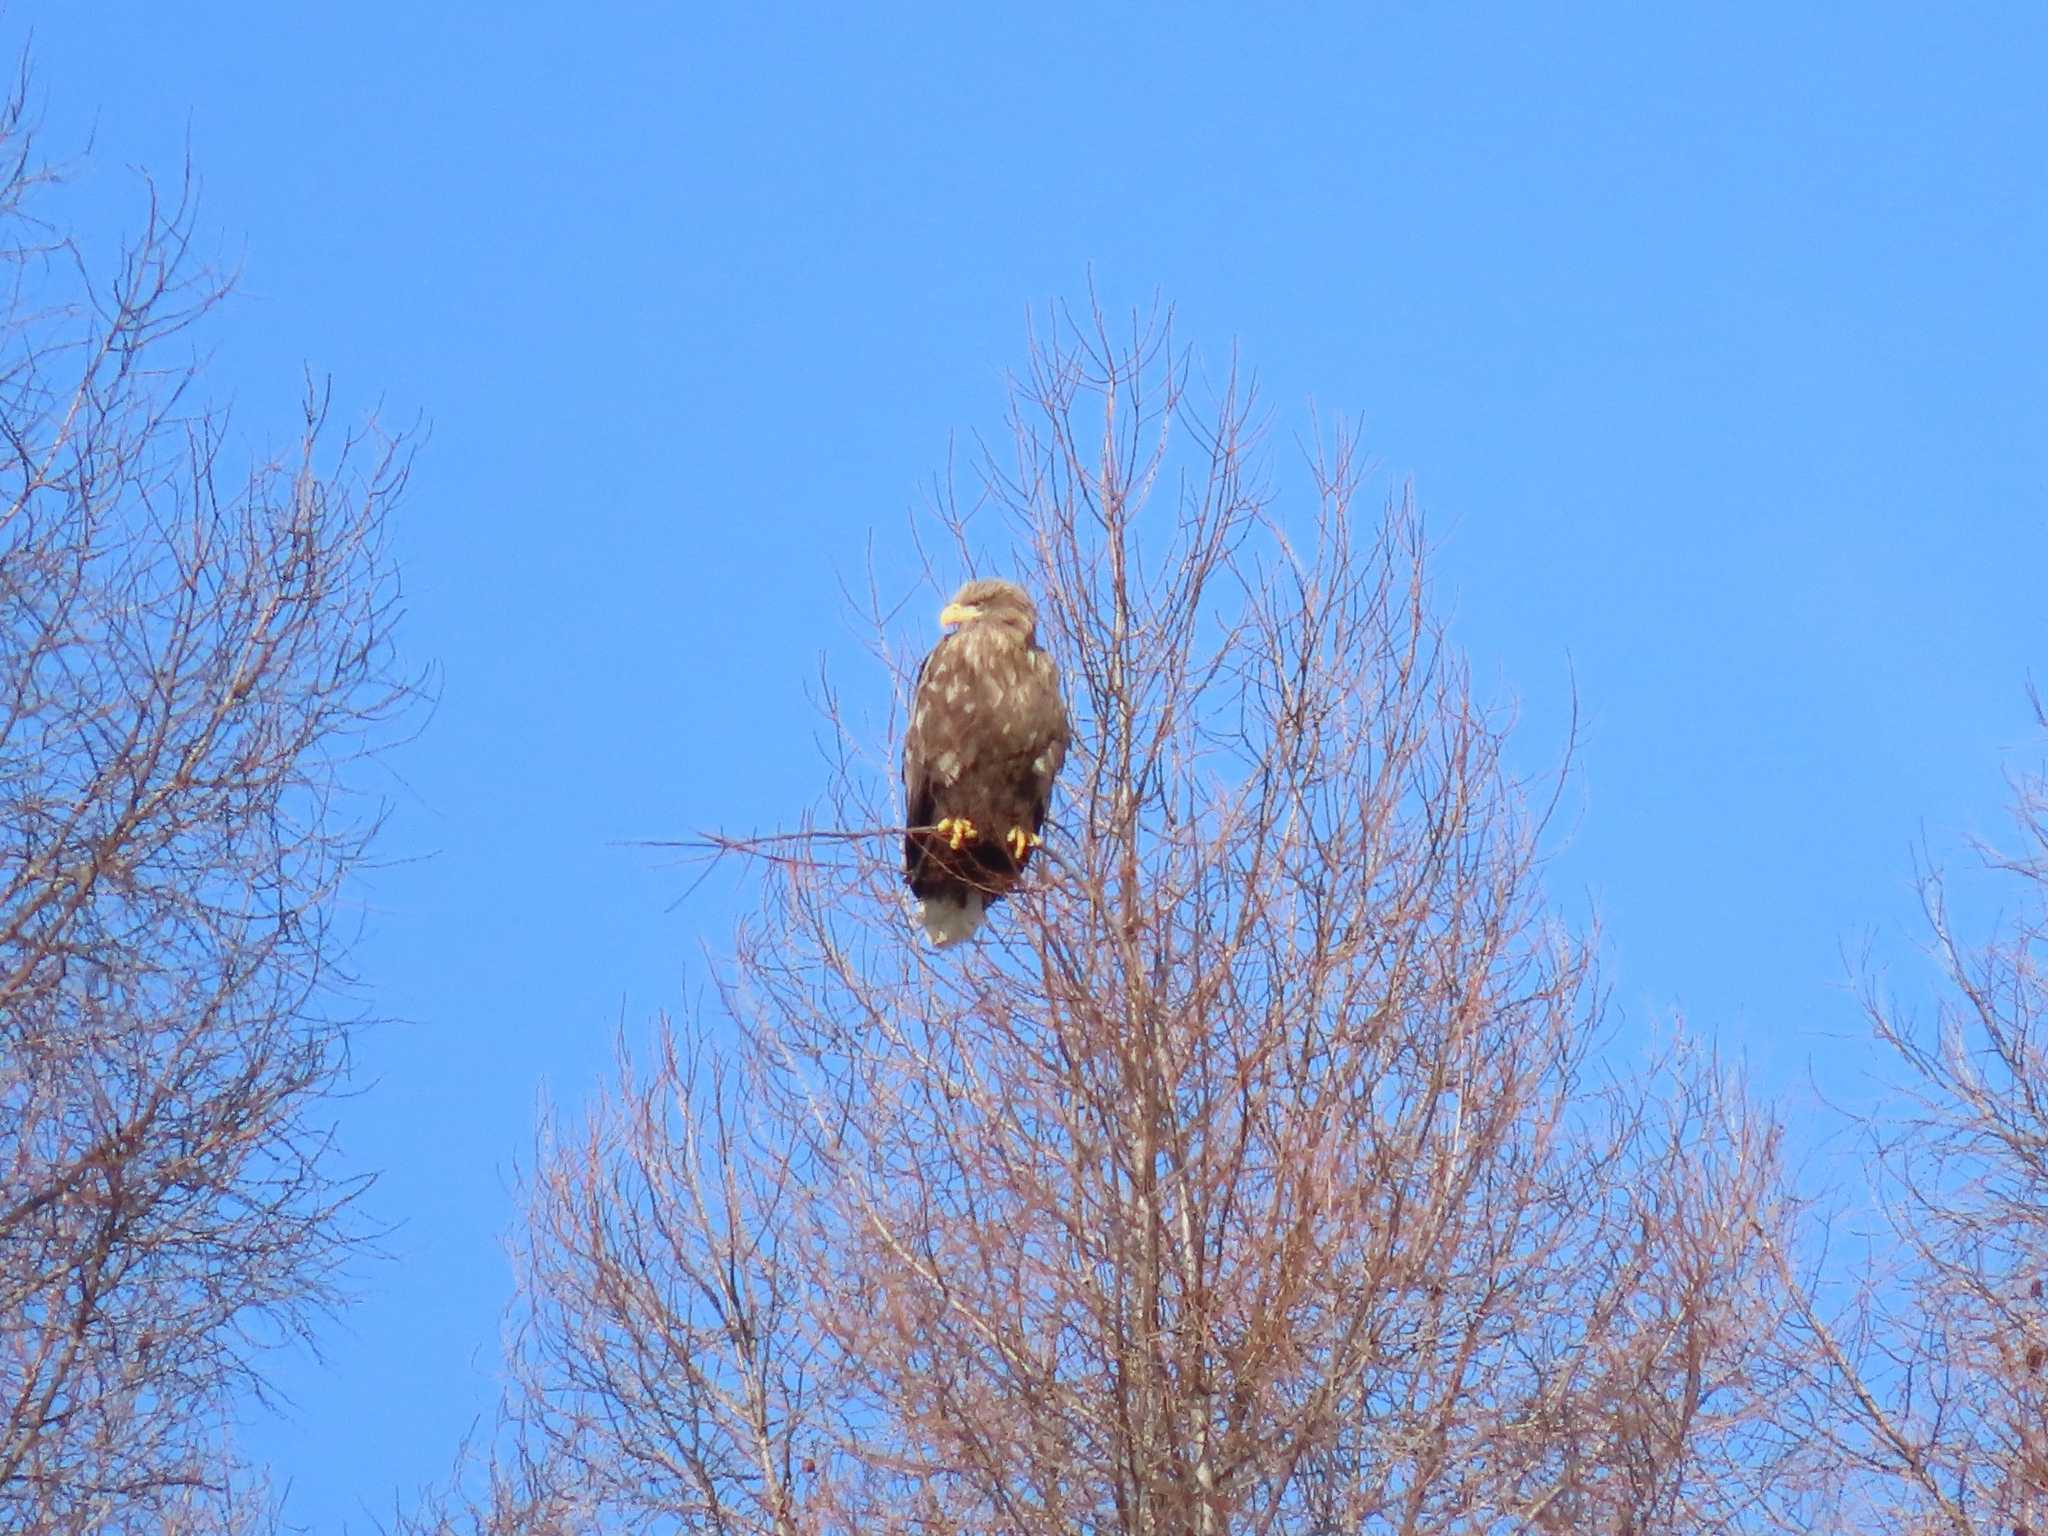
left=0, top=72, right=417, bottom=1536
left=450, top=304, right=1814, bottom=1535
left=1783, top=711, right=2048, bottom=1535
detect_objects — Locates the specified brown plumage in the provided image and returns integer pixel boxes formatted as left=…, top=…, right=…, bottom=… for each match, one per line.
left=902, top=579, right=1069, bottom=946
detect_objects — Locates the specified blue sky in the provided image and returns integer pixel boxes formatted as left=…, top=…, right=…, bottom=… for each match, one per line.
left=25, top=3, right=2046, bottom=1525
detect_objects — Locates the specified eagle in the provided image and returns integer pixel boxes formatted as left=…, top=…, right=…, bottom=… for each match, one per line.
left=902, top=579, right=1069, bottom=946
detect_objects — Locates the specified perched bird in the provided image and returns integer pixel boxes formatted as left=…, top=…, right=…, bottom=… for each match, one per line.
left=902, top=579, right=1069, bottom=946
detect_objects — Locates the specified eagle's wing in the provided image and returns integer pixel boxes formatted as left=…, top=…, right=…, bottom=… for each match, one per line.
left=903, top=642, right=943, bottom=875
left=1024, top=646, right=1069, bottom=837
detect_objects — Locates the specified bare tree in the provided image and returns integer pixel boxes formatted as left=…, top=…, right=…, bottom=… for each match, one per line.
left=0, top=70, right=417, bottom=1535
left=1779, top=708, right=2048, bottom=1535
left=449, top=303, right=1814, bottom=1535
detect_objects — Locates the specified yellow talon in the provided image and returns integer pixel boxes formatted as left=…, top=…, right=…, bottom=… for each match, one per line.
left=1005, top=827, right=1042, bottom=861
left=937, top=816, right=978, bottom=851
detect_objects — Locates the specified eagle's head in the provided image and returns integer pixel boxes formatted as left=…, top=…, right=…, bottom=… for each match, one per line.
left=939, top=579, right=1038, bottom=643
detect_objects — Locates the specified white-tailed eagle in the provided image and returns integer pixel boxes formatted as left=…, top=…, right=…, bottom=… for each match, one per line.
left=902, top=579, right=1069, bottom=946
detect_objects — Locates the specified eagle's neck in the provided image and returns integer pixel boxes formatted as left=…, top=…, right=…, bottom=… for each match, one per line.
left=964, top=621, right=1030, bottom=656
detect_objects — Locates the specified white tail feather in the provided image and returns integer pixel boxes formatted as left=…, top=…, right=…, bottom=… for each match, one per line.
left=919, top=890, right=986, bottom=947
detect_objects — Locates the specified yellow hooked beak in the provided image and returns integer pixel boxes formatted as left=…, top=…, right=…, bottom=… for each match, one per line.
left=939, top=602, right=978, bottom=628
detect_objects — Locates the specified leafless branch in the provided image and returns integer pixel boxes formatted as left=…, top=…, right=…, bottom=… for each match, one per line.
left=0, top=56, right=422, bottom=1536
left=443, top=299, right=1815, bottom=1535
left=1790, top=740, right=2048, bottom=1534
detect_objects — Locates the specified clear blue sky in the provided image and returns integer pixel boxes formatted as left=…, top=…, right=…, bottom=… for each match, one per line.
left=26, top=3, right=2045, bottom=1525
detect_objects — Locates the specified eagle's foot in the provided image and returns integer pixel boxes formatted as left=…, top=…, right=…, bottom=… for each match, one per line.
left=1005, top=827, right=1042, bottom=862
left=936, top=816, right=978, bottom=851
